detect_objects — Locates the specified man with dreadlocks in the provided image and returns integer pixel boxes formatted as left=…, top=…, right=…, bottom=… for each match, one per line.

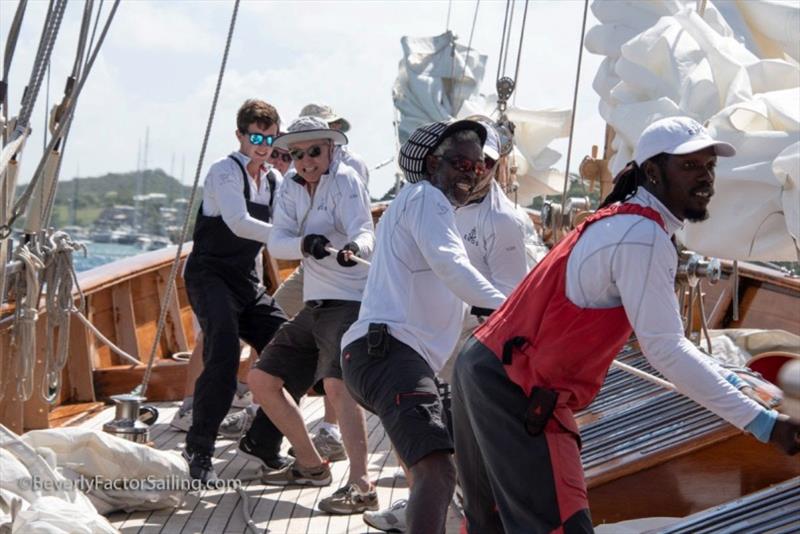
left=451, top=116, right=800, bottom=533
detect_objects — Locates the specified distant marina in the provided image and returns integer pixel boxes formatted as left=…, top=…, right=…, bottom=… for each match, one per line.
left=73, top=242, right=147, bottom=272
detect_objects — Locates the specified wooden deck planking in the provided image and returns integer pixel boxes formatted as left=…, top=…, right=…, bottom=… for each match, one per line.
left=95, top=397, right=411, bottom=533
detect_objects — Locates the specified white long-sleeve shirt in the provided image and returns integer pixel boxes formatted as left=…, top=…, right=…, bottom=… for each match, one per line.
left=342, top=181, right=506, bottom=373
left=566, top=187, right=767, bottom=431
left=335, top=146, right=369, bottom=188
left=455, top=180, right=532, bottom=296
left=268, top=160, right=374, bottom=302
left=201, top=152, right=282, bottom=243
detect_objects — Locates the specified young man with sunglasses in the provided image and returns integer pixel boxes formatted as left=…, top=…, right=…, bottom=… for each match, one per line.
left=181, top=99, right=288, bottom=483
left=242, top=116, right=379, bottom=515
left=452, top=117, right=800, bottom=533
left=341, top=119, right=506, bottom=532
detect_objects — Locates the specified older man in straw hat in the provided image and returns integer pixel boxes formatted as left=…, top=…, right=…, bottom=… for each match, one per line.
left=300, top=102, right=369, bottom=186
left=452, top=116, right=800, bottom=533
left=341, top=119, right=506, bottom=533
left=242, top=116, right=378, bottom=515
left=264, top=103, right=371, bottom=464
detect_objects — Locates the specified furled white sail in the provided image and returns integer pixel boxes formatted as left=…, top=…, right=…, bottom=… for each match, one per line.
left=394, top=32, right=572, bottom=204
left=587, top=0, right=800, bottom=261
left=393, top=31, right=488, bottom=144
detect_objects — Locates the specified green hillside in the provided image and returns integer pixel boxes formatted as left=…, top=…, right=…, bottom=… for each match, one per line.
left=42, top=169, right=200, bottom=228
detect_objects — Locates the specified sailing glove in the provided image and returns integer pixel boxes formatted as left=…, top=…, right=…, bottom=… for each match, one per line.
left=336, top=242, right=360, bottom=267
left=770, top=414, right=800, bottom=455
left=302, top=234, right=331, bottom=259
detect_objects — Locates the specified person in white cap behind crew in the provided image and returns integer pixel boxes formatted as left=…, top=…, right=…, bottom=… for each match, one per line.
left=451, top=116, right=800, bottom=533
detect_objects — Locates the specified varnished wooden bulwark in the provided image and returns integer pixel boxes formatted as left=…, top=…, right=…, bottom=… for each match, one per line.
left=581, top=351, right=800, bottom=524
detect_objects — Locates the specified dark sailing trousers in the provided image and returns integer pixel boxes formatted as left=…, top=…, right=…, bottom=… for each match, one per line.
left=452, top=338, right=593, bottom=534
left=185, top=275, right=286, bottom=455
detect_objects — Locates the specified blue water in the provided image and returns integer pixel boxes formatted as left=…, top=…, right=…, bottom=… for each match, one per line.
left=74, top=242, right=143, bottom=272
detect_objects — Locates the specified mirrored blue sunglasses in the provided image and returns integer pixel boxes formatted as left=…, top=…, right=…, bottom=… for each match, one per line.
left=245, top=132, right=274, bottom=147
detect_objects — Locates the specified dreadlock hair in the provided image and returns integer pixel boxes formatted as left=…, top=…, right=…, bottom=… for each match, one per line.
left=598, top=153, right=668, bottom=209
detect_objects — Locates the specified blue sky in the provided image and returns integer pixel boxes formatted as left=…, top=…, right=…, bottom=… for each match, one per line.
left=1, top=0, right=603, bottom=199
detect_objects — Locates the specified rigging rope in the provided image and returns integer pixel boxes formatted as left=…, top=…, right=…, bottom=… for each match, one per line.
left=1, top=0, right=28, bottom=140
left=15, top=0, right=66, bottom=135
left=457, top=0, right=481, bottom=86
left=84, top=0, right=104, bottom=72
left=41, top=0, right=100, bottom=229
left=496, top=0, right=513, bottom=83
left=511, top=0, right=530, bottom=104
left=557, top=0, right=589, bottom=242
left=9, top=243, right=44, bottom=402
left=41, top=231, right=82, bottom=403
left=138, top=0, right=242, bottom=398
left=445, top=0, right=453, bottom=33
left=1, top=0, right=120, bottom=239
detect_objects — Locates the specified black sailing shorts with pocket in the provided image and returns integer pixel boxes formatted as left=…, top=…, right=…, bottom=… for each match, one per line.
left=342, top=332, right=453, bottom=467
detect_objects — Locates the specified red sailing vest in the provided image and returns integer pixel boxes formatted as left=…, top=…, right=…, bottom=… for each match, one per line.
left=474, top=203, right=666, bottom=411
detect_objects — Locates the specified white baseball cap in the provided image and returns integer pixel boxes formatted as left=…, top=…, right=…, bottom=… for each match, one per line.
left=633, top=116, right=735, bottom=165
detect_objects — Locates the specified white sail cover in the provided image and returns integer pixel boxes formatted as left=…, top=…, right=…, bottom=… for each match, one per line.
left=587, top=0, right=800, bottom=261
left=393, top=31, right=488, bottom=144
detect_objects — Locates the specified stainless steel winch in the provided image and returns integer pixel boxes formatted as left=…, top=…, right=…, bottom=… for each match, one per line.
left=102, top=394, right=151, bottom=443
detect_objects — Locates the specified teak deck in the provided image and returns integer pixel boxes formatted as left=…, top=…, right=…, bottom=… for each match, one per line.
left=79, top=397, right=462, bottom=534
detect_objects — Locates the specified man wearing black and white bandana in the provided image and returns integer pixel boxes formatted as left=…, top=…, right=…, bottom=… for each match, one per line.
left=342, top=119, right=505, bottom=532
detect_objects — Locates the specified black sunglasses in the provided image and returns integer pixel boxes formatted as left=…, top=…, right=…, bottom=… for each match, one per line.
left=289, top=144, right=326, bottom=161
left=269, top=149, right=292, bottom=164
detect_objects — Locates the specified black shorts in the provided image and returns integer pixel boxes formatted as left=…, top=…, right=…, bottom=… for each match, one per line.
left=256, top=299, right=360, bottom=385
left=342, top=333, right=453, bottom=467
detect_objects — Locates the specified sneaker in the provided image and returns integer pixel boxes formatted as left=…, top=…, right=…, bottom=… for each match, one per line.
left=261, top=459, right=332, bottom=487
left=219, top=409, right=254, bottom=439
left=232, top=389, right=253, bottom=409
left=237, top=435, right=293, bottom=471
left=289, top=427, right=347, bottom=462
left=363, top=499, right=408, bottom=532
left=318, top=483, right=379, bottom=515
left=170, top=406, right=192, bottom=432
left=182, top=448, right=218, bottom=485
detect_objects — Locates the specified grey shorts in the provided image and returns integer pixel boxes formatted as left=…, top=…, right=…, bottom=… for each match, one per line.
left=342, top=332, right=453, bottom=467
left=256, top=299, right=360, bottom=385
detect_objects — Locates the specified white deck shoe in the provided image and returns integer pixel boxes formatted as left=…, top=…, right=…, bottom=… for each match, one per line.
left=362, top=499, right=407, bottom=532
